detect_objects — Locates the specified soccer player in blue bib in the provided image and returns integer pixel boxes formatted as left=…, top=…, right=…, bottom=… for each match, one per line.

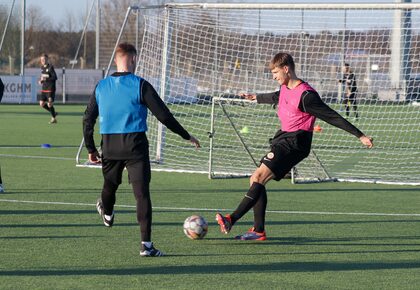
left=83, top=43, right=200, bottom=257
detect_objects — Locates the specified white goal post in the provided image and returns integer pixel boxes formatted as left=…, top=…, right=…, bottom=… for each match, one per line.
left=76, top=3, right=420, bottom=185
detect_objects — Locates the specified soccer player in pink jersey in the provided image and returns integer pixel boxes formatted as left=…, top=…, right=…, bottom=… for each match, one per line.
left=216, top=52, right=373, bottom=241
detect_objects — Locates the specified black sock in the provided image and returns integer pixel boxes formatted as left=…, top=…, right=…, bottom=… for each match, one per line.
left=101, top=180, right=118, bottom=215
left=132, top=181, right=152, bottom=242
left=253, top=187, right=267, bottom=232
left=42, top=104, right=51, bottom=112
left=231, top=182, right=265, bottom=224
left=49, top=106, right=56, bottom=117
left=0, top=166, right=2, bottom=184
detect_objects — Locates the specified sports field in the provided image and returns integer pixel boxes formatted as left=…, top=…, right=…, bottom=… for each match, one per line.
left=1, top=104, right=420, bottom=289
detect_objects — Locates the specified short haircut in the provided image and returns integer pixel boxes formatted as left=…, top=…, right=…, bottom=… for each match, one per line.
left=269, top=52, right=295, bottom=71
left=41, top=54, right=48, bottom=58
left=116, top=42, right=137, bottom=57
left=344, top=63, right=350, bottom=67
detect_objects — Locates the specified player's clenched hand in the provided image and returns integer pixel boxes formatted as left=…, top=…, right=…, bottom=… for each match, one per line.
left=239, top=93, right=257, bottom=101
left=189, top=135, right=201, bottom=149
left=88, top=151, right=102, bottom=163
left=359, top=135, right=373, bottom=148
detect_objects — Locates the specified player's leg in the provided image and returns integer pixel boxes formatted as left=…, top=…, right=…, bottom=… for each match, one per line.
left=344, top=97, right=350, bottom=117
left=126, top=159, right=163, bottom=257
left=47, top=92, right=57, bottom=123
left=218, top=142, right=310, bottom=240
left=39, top=94, right=50, bottom=113
left=350, top=95, right=359, bottom=119
left=252, top=182, right=267, bottom=232
left=231, top=164, right=274, bottom=224
left=216, top=162, right=274, bottom=235
left=127, top=159, right=152, bottom=241
left=97, top=159, right=124, bottom=227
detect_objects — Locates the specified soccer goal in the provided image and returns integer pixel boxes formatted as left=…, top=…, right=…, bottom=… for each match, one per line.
left=77, top=3, right=420, bottom=185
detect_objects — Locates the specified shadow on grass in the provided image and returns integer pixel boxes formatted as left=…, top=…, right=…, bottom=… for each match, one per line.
left=0, top=223, right=138, bottom=228
left=0, top=209, right=135, bottom=215
left=0, top=235, right=103, bottom=240
left=1, top=261, right=420, bottom=276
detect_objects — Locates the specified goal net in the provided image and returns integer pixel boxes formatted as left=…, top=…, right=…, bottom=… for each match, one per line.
left=0, top=0, right=22, bottom=75
left=78, top=3, right=420, bottom=185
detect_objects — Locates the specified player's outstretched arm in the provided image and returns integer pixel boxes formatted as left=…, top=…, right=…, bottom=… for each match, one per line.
left=239, top=93, right=257, bottom=101
left=189, top=135, right=201, bottom=149
left=359, top=135, right=373, bottom=148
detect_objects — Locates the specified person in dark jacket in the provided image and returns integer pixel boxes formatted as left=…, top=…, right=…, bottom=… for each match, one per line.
left=39, top=54, right=58, bottom=124
left=338, top=63, right=359, bottom=120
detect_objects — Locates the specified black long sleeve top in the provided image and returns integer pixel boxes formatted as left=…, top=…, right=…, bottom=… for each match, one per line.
left=256, top=89, right=364, bottom=139
left=40, top=63, right=57, bottom=91
left=83, top=72, right=191, bottom=159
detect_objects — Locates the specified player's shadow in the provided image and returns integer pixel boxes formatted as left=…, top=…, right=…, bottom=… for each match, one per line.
left=0, top=209, right=136, bottom=215
left=0, top=235, right=103, bottom=240
left=263, top=219, right=420, bottom=226
left=267, top=187, right=420, bottom=193
left=1, top=261, right=420, bottom=276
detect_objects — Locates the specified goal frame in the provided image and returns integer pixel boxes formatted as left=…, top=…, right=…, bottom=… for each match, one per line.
left=76, top=3, right=420, bottom=185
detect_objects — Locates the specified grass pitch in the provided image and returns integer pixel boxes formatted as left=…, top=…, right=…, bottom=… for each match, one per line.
left=1, top=104, right=420, bottom=289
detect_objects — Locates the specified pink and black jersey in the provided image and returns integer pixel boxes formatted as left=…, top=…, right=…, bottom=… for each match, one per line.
left=277, top=82, right=316, bottom=132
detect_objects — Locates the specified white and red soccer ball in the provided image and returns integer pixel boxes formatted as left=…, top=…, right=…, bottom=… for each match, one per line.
left=183, top=215, right=208, bottom=240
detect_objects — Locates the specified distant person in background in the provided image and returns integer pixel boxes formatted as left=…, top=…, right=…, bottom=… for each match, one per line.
left=338, top=63, right=359, bottom=120
left=0, top=77, right=4, bottom=193
left=39, top=54, right=58, bottom=124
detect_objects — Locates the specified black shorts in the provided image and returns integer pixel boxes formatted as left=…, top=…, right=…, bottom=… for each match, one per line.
left=260, top=137, right=310, bottom=181
left=40, top=91, right=56, bottom=102
left=101, top=158, right=151, bottom=185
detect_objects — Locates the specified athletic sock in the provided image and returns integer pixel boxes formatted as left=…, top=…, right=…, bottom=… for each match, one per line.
left=231, top=182, right=266, bottom=224
left=42, top=104, right=51, bottom=112
left=49, top=106, right=56, bottom=117
left=141, top=241, right=152, bottom=248
left=252, top=186, right=267, bottom=232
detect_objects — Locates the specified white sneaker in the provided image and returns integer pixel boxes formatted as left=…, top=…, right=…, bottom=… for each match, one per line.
left=0, top=184, right=4, bottom=193
left=96, top=199, right=114, bottom=227
left=140, top=242, right=164, bottom=257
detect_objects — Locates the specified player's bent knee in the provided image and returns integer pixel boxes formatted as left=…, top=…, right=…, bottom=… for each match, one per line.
left=250, top=170, right=267, bottom=185
left=250, top=164, right=274, bottom=185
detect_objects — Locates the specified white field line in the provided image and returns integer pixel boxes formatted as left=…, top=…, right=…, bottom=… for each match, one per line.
left=0, top=146, right=78, bottom=149
left=0, top=154, right=73, bottom=161
left=1, top=198, right=420, bottom=217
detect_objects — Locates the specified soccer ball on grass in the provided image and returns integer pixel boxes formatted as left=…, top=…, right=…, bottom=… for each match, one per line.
left=183, top=215, right=208, bottom=240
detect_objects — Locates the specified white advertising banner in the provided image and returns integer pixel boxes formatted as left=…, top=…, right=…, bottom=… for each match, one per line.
left=0, top=75, right=37, bottom=103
